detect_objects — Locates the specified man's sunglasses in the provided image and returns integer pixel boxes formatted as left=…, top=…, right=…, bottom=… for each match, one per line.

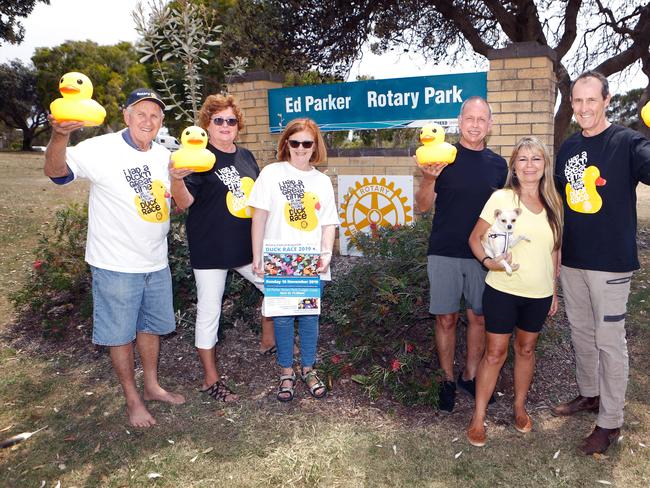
left=288, top=140, right=314, bottom=149
left=212, top=117, right=238, bottom=127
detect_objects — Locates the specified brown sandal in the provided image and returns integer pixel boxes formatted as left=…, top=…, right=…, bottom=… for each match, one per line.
left=201, top=380, right=237, bottom=402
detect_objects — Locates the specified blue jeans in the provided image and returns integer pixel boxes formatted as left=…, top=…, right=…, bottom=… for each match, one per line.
left=273, top=315, right=319, bottom=368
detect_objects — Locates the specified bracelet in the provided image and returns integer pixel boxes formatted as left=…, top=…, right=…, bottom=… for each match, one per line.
left=480, top=256, right=490, bottom=267
left=321, top=251, right=332, bottom=256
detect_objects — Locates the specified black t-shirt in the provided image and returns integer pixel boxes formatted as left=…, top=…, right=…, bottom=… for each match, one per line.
left=427, top=143, right=507, bottom=258
left=184, top=144, right=260, bottom=269
left=555, top=124, right=650, bottom=272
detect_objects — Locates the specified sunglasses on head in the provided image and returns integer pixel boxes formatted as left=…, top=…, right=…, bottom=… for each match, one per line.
left=212, top=117, right=238, bottom=127
left=288, top=140, right=314, bottom=149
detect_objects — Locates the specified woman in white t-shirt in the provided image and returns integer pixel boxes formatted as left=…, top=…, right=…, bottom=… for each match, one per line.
left=248, top=118, right=339, bottom=402
left=466, top=136, right=564, bottom=447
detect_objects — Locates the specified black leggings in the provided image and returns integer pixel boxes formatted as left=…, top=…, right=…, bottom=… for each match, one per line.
left=482, top=285, right=552, bottom=334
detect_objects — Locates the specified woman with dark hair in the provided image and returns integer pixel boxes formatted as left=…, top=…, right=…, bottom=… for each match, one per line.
left=466, top=136, right=564, bottom=446
left=170, top=94, right=275, bottom=402
left=248, top=118, right=339, bottom=402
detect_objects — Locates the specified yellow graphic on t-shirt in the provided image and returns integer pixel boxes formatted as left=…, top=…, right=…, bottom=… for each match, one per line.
left=134, top=179, right=170, bottom=223
left=565, top=166, right=606, bottom=214
left=226, top=176, right=254, bottom=218
left=284, top=192, right=320, bottom=231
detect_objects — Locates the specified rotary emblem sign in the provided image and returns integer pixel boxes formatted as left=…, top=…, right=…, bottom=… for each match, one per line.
left=338, top=175, right=414, bottom=255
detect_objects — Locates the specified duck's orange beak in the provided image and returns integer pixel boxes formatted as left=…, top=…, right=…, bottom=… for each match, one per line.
left=187, top=138, right=204, bottom=145
left=164, top=191, right=171, bottom=198
left=60, top=85, right=80, bottom=95
left=595, top=177, right=606, bottom=186
left=420, top=135, right=434, bottom=143
left=315, top=201, right=321, bottom=210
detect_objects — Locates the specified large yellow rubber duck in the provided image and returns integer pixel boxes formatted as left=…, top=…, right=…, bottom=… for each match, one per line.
left=284, top=192, right=320, bottom=231
left=565, top=166, right=606, bottom=214
left=416, top=123, right=457, bottom=165
left=641, top=101, right=650, bottom=127
left=226, top=176, right=255, bottom=218
left=171, top=126, right=216, bottom=172
left=50, top=72, right=106, bottom=126
left=135, top=179, right=170, bottom=223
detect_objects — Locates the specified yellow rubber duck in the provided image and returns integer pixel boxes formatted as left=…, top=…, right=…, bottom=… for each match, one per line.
left=416, top=123, right=457, bottom=165
left=284, top=192, right=320, bottom=231
left=565, top=166, right=606, bottom=214
left=641, top=101, right=650, bottom=127
left=171, top=126, right=216, bottom=172
left=50, top=72, right=106, bottom=126
left=226, top=176, right=255, bottom=218
left=135, top=179, right=170, bottom=223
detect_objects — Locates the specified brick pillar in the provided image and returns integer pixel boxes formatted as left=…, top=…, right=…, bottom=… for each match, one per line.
left=486, top=42, right=557, bottom=159
left=227, top=71, right=284, bottom=167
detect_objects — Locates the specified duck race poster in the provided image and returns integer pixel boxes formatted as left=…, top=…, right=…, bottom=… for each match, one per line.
left=262, top=242, right=321, bottom=316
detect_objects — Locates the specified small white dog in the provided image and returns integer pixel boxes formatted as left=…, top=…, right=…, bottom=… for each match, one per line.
left=481, top=208, right=530, bottom=275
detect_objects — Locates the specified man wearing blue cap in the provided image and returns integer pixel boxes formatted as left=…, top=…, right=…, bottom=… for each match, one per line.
left=44, top=88, right=185, bottom=428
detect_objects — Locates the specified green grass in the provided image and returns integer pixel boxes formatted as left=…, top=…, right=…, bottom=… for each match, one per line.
left=0, top=152, right=649, bottom=487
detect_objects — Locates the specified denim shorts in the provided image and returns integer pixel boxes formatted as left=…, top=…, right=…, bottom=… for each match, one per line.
left=91, top=265, right=176, bottom=346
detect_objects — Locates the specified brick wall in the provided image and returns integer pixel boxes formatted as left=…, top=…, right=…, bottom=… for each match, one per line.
left=486, top=42, right=557, bottom=159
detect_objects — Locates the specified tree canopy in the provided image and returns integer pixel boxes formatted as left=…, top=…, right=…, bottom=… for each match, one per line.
left=0, top=0, right=49, bottom=44
left=0, top=59, right=48, bottom=150
left=279, top=0, right=650, bottom=147
left=32, top=40, right=150, bottom=133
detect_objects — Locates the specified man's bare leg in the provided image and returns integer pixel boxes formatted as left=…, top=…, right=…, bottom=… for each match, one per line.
left=463, top=309, right=487, bottom=380
left=137, top=332, right=185, bottom=405
left=435, top=312, right=459, bottom=380
left=109, top=343, right=156, bottom=428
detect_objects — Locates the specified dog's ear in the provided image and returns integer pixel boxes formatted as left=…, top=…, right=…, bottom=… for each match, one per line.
left=494, top=209, right=502, bottom=218
left=514, top=208, right=522, bottom=216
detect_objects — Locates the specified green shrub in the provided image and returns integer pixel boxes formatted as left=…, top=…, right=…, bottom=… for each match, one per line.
left=12, top=204, right=262, bottom=339
left=321, top=218, right=442, bottom=407
left=11, top=204, right=91, bottom=336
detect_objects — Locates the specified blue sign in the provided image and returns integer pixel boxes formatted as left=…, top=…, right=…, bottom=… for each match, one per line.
left=268, top=72, right=487, bottom=132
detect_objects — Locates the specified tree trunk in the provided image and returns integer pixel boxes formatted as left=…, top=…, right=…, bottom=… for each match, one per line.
left=21, top=129, right=34, bottom=151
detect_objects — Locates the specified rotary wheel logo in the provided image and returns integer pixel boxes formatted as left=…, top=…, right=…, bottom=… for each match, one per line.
left=339, top=176, right=412, bottom=239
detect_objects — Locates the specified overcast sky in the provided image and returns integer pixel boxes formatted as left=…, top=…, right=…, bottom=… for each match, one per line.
left=0, top=0, right=645, bottom=90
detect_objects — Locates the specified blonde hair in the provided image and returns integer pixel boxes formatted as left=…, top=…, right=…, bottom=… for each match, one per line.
left=505, top=136, right=564, bottom=250
left=197, top=94, right=244, bottom=131
left=277, top=118, right=327, bottom=164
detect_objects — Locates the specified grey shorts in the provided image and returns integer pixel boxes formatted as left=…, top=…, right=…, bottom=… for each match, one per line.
left=427, top=255, right=487, bottom=315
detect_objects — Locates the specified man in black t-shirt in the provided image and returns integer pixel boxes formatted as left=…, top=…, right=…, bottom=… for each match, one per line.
left=415, top=97, right=507, bottom=412
left=552, top=71, right=650, bottom=455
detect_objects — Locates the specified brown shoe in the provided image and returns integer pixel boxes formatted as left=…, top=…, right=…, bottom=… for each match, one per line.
left=551, top=395, right=599, bottom=416
left=578, top=426, right=620, bottom=455
left=467, top=423, right=487, bottom=447
left=514, top=413, right=533, bottom=433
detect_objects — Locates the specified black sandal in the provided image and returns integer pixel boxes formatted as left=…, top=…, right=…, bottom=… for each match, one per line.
left=277, top=372, right=296, bottom=402
left=301, top=370, right=327, bottom=399
left=201, top=380, right=237, bottom=402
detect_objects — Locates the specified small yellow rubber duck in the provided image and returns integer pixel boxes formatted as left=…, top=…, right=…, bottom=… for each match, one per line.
left=641, top=101, right=650, bottom=127
left=565, top=166, right=606, bottom=214
left=171, top=126, right=216, bottom=172
left=416, top=123, right=457, bottom=165
left=284, top=192, right=320, bottom=231
left=50, top=72, right=106, bottom=126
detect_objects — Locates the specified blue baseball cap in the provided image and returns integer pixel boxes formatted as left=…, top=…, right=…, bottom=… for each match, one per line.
left=125, top=88, right=166, bottom=110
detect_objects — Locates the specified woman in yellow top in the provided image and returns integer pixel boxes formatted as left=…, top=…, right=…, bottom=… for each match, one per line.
left=466, top=136, right=563, bottom=447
